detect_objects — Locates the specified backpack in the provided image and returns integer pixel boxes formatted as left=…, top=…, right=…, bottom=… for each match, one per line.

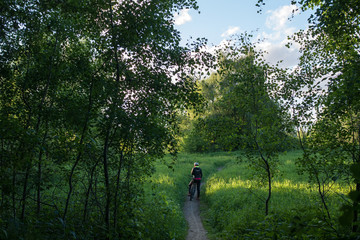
left=192, top=167, right=202, bottom=179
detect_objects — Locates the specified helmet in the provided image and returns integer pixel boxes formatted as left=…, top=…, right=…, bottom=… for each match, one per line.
left=194, top=162, right=199, bottom=167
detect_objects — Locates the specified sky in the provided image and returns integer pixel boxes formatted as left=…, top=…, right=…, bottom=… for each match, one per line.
left=174, top=0, right=314, bottom=68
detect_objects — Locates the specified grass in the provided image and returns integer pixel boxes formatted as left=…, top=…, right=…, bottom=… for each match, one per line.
left=143, top=152, right=232, bottom=239
left=201, top=150, right=351, bottom=239
left=146, top=150, right=352, bottom=239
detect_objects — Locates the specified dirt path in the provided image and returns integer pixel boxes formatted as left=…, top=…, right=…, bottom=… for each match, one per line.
left=183, top=185, right=209, bottom=240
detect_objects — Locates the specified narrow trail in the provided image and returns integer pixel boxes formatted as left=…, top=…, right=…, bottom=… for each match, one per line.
left=183, top=184, right=209, bottom=240
left=183, top=167, right=224, bottom=239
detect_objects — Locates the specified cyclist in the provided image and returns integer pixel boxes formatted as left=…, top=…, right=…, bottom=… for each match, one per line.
left=188, top=162, right=203, bottom=200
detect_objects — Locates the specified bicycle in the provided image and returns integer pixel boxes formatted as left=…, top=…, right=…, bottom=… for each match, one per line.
left=189, top=180, right=197, bottom=201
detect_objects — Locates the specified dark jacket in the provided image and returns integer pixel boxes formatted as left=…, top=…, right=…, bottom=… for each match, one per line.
left=191, top=167, right=202, bottom=180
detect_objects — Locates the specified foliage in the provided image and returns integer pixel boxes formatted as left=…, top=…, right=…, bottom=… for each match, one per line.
left=202, top=151, right=351, bottom=239
left=183, top=34, right=296, bottom=154
left=143, top=152, right=231, bottom=239
left=258, top=0, right=360, bottom=233
left=0, top=0, right=212, bottom=239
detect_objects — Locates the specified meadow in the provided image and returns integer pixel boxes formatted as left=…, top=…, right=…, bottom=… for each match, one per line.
left=146, top=151, right=352, bottom=239
left=143, top=152, right=232, bottom=239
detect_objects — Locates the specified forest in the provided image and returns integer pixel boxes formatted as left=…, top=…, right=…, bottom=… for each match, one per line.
left=0, top=0, right=359, bottom=239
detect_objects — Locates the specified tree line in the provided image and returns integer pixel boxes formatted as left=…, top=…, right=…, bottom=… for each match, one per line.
left=0, top=0, right=210, bottom=239
left=0, top=0, right=359, bottom=239
left=181, top=0, right=360, bottom=235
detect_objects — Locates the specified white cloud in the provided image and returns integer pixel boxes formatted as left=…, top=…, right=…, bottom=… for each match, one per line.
left=205, top=5, right=305, bottom=69
left=254, top=5, right=302, bottom=67
left=266, top=5, right=298, bottom=31
left=174, top=9, right=192, bottom=26
left=221, top=26, right=240, bottom=38
left=259, top=42, right=300, bottom=68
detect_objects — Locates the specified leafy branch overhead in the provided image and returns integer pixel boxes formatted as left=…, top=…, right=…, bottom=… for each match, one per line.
left=259, top=0, right=360, bottom=233
left=0, top=0, right=211, bottom=239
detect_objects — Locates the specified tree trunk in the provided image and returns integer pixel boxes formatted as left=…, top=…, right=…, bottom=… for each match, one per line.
left=316, top=173, right=331, bottom=220
left=103, top=131, right=111, bottom=240
left=12, top=168, right=16, bottom=219
left=36, top=153, right=42, bottom=215
left=83, top=155, right=100, bottom=223
left=0, top=139, right=3, bottom=208
left=113, top=150, right=125, bottom=228
left=264, top=159, right=271, bottom=216
left=255, top=130, right=272, bottom=216
left=353, top=183, right=360, bottom=232
left=63, top=127, right=88, bottom=220
left=352, top=123, right=360, bottom=232
left=37, top=127, right=49, bottom=215
left=20, top=164, right=31, bottom=221
left=63, top=77, right=94, bottom=220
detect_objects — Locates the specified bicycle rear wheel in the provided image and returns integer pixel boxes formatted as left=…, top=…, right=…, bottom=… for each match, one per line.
left=190, top=183, right=196, bottom=201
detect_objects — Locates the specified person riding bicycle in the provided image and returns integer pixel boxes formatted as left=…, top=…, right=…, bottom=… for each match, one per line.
left=188, top=162, right=202, bottom=200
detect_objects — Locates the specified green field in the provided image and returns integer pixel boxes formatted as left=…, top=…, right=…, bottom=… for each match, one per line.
left=143, top=152, right=231, bottom=239
left=147, top=151, right=351, bottom=239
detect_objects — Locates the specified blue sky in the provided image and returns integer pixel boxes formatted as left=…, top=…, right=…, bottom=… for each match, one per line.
left=174, top=0, right=313, bottom=68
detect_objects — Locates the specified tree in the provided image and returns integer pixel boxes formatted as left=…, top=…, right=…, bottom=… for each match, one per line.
left=0, top=0, right=210, bottom=238
left=218, top=35, right=293, bottom=215
left=185, top=33, right=294, bottom=214
left=258, top=0, right=360, bottom=234
left=182, top=71, right=240, bottom=152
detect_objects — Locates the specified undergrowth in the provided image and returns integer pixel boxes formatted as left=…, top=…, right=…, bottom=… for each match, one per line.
left=143, top=152, right=231, bottom=239
left=146, top=150, right=352, bottom=239
left=202, top=151, right=351, bottom=239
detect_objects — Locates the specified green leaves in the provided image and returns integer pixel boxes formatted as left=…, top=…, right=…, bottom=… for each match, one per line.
left=0, top=0, right=211, bottom=238
left=350, top=163, right=360, bottom=183
left=339, top=204, right=354, bottom=227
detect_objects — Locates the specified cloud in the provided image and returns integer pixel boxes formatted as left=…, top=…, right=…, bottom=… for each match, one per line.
left=221, top=26, right=240, bottom=37
left=174, top=9, right=192, bottom=26
left=205, top=4, right=304, bottom=69
left=266, top=5, right=298, bottom=31
left=254, top=5, right=302, bottom=67
left=261, top=43, right=300, bottom=68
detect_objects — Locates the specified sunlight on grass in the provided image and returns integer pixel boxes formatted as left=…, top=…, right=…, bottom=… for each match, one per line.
left=206, top=177, right=350, bottom=196
left=152, top=174, right=174, bottom=186
left=200, top=151, right=353, bottom=239
left=145, top=151, right=353, bottom=239
left=143, top=151, right=358, bottom=240
left=206, top=177, right=253, bottom=194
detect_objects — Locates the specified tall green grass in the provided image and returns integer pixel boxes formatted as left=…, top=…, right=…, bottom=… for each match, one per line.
left=145, top=151, right=351, bottom=239
left=143, top=152, right=232, bottom=239
left=202, top=150, right=350, bottom=239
